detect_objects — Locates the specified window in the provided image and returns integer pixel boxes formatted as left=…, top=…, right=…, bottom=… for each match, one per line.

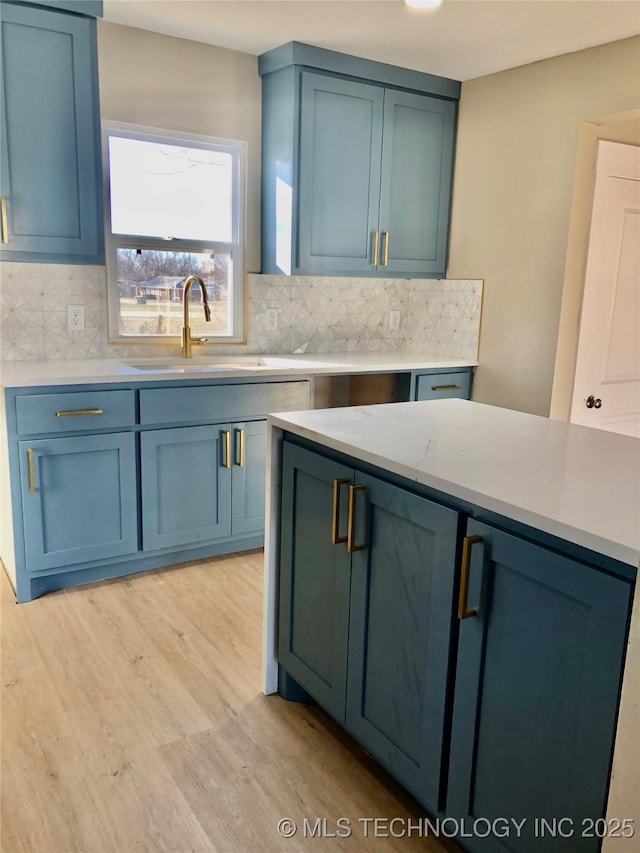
left=103, top=122, right=246, bottom=342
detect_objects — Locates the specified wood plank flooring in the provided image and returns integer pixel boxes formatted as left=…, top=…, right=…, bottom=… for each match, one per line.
left=1, top=552, right=457, bottom=853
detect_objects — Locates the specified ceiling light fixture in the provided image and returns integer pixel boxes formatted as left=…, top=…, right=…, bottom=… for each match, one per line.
left=404, top=0, right=443, bottom=9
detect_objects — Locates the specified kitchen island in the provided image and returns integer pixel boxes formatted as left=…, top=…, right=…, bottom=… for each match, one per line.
left=263, top=399, right=639, bottom=853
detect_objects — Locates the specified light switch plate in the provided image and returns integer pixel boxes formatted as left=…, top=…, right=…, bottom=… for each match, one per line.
left=389, top=310, right=401, bottom=331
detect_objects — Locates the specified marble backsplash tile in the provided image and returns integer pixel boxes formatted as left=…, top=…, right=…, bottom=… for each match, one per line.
left=0, top=265, right=482, bottom=361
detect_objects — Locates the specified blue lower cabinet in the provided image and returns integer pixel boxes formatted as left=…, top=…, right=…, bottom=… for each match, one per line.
left=18, top=432, right=137, bottom=571
left=141, top=425, right=232, bottom=551
left=231, top=421, right=267, bottom=536
left=413, top=368, right=472, bottom=401
left=6, top=379, right=299, bottom=600
left=279, top=441, right=632, bottom=844
left=279, top=442, right=353, bottom=720
left=346, top=472, right=459, bottom=813
left=447, top=520, right=632, bottom=853
left=279, top=441, right=460, bottom=813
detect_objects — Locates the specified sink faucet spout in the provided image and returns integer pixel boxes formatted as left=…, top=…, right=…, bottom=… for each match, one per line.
left=181, top=275, right=211, bottom=358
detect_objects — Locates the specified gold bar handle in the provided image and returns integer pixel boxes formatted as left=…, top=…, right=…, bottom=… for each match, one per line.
left=381, top=231, right=389, bottom=266
left=56, top=409, right=104, bottom=417
left=27, top=448, right=37, bottom=493
left=331, top=478, right=350, bottom=545
left=431, top=385, right=461, bottom=393
left=347, top=484, right=366, bottom=553
left=222, top=430, right=231, bottom=469
left=0, top=197, right=8, bottom=244
left=235, top=428, right=245, bottom=467
left=458, top=535, right=483, bottom=619
left=371, top=230, right=379, bottom=266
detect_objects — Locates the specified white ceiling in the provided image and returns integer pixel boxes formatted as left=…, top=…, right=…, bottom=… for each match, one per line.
left=102, top=0, right=640, bottom=81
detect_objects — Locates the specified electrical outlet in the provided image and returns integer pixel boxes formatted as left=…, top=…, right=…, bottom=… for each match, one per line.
left=265, top=308, right=278, bottom=331
left=389, top=310, right=401, bottom=331
left=67, top=304, right=84, bottom=332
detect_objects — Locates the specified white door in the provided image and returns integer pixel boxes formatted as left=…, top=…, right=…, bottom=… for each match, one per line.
left=571, top=141, right=640, bottom=437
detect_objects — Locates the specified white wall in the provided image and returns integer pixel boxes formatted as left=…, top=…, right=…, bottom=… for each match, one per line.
left=97, top=21, right=262, bottom=272
left=447, top=36, right=640, bottom=416
left=87, top=25, right=640, bottom=416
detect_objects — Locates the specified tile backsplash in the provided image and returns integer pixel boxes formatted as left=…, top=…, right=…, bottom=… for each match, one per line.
left=0, top=265, right=482, bottom=361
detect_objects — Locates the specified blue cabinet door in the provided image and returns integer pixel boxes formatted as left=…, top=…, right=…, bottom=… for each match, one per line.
left=297, top=72, right=384, bottom=275
left=231, top=420, right=267, bottom=536
left=346, top=472, right=459, bottom=813
left=278, top=442, right=353, bottom=720
left=18, top=433, right=137, bottom=572
left=447, top=520, right=632, bottom=853
left=0, top=2, right=103, bottom=263
left=141, top=425, right=232, bottom=551
left=378, top=90, right=455, bottom=278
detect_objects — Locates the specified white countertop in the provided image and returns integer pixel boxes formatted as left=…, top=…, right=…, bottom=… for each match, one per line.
left=0, top=354, right=476, bottom=388
left=268, top=399, right=640, bottom=568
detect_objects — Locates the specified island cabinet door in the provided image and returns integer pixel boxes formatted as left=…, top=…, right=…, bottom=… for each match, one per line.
left=345, top=472, right=460, bottom=814
left=278, top=442, right=353, bottom=721
left=140, top=425, right=232, bottom=551
left=447, top=520, right=632, bottom=853
left=231, top=421, right=267, bottom=536
left=18, top=433, right=138, bottom=572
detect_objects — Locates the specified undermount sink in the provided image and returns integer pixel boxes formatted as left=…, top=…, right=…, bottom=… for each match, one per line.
left=126, top=358, right=268, bottom=372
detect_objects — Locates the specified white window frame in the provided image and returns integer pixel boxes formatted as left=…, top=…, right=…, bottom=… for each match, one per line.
left=102, top=120, right=246, bottom=344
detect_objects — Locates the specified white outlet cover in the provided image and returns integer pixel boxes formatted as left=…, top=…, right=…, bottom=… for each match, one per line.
left=265, top=308, right=278, bottom=331
left=67, top=304, right=84, bottom=331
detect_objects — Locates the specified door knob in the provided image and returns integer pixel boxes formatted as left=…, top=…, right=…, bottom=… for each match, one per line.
left=585, top=395, right=602, bottom=409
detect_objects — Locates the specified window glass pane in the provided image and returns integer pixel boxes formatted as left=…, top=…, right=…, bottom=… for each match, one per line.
left=109, top=137, right=233, bottom=242
left=116, top=249, right=231, bottom=337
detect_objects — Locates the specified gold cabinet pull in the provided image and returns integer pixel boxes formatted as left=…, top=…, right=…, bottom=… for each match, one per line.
left=371, top=230, right=380, bottom=266
left=222, top=430, right=231, bottom=468
left=431, top=385, right=461, bottom=393
left=27, top=448, right=37, bottom=492
left=381, top=231, right=389, bottom=266
left=458, top=535, right=483, bottom=619
left=0, top=197, right=8, bottom=244
left=331, top=478, right=350, bottom=545
left=235, top=428, right=245, bottom=467
left=56, top=409, right=104, bottom=417
left=347, top=484, right=366, bottom=553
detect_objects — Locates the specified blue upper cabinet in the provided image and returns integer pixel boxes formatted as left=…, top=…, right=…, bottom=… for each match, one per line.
left=259, top=42, right=460, bottom=278
left=378, top=90, right=455, bottom=276
left=0, top=0, right=104, bottom=264
left=297, top=73, right=384, bottom=275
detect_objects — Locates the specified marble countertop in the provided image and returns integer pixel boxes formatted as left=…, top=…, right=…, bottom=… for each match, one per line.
left=268, top=399, right=640, bottom=568
left=0, top=354, right=476, bottom=389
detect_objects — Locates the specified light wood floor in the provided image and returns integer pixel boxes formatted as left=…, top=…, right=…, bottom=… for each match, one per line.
left=1, top=552, right=457, bottom=853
